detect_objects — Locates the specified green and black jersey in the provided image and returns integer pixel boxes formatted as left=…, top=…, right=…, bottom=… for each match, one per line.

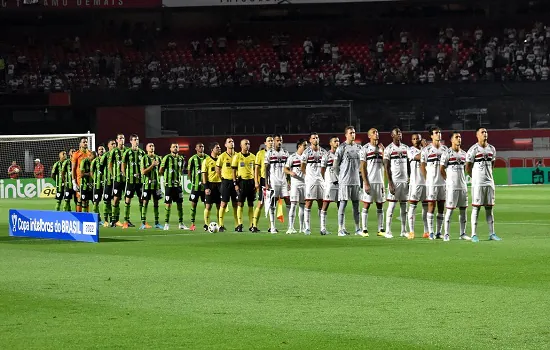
left=122, top=147, right=146, bottom=185
left=188, top=154, right=206, bottom=191
left=100, top=150, right=112, bottom=186
left=61, top=159, right=72, bottom=188
left=141, top=154, right=162, bottom=191
left=90, top=156, right=103, bottom=189
left=109, top=147, right=126, bottom=183
left=80, top=158, right=92, bottom=192
left=51, top=160, right=64, bottom=191
left=161, top=153, right=185, bottom=187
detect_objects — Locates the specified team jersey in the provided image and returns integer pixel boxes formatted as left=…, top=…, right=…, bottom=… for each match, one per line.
left=51, top=160, right=64, bottom=190
left=255, top=149, right=268, bottom=179
left=321, top=151, right=338, bottom=186
left=109, top=147, right=126, bottom=183
left=408, top=146, right=425, bottom=186
left=161, top=153, right=185, bottom=187
left=360, top=143, right=384, bottom=184
left=79, top=157, right=92, bottom=192
left=100, top=150, right=112, bottom=186
left=216, top=151, right=236, bottom=180
left=90, top=156, right=103, bottom=190
left=441, top=148, right=467, bottom=190
left=231, top=152, right=256, bottom=180
left=122, top=147, right=146, bottom=185
left=383, top=142, right=409, bottom=183
left=420, top=144, right=448, bottom=187
left=286, top=152, right=305, bottom=187
left=302, top=147, right=327, bottom=184
left=141, top=154, right=162, bottom=190
left=188, top=154, right=206, bottom=191
left=265, top=148, right=290, bottom=186
left=335, top=142, right=362, bottom=186
left=60, top=159, right=72, bottom=187
left=202, top=155, right=221, bottom=183
left=72, top=149, right=90, bottom=181
left=466, top=143, right=496, bottom=187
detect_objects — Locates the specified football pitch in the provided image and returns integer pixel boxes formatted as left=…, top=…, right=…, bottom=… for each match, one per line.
left=1, top=186, right=549, bottom=349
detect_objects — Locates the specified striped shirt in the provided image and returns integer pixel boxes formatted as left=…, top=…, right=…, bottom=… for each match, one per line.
left=79, top=158, right=92, bottom=191
left=141, top=154, right=162, bottom=190
left=188, top=154, right=206, bottom=191
left=122, top=148, right=146, bottom=185
left=51, top=160, right=64, bottom=190
left=161, top=154, right=185, bottom=187
left=90, top=157, right=103, bottom=189
left=109, top=147, right=126, bottom=183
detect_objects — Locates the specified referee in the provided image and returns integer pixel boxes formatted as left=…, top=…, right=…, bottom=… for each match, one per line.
left=216, top=137, right=238, bottom=232
left=232, top=139, right=256, bottom=232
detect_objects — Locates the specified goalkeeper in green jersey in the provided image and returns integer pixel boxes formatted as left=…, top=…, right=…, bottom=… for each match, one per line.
left=90, top=145, right=105, bottom=221
left=79, top=151, right=95, bottom=213
left=139, top=143, right=163, bottom=229
left=160, top=143, right=187, bottom=230
left=51, top=151, right=67, bottom=211
left=187, top=143, right=206, bottom=231
left=101, top=140, right=116, bottom=227
left=121, top=134, right=146, bottom=229
left=61, top=148, right=77, bottom=211
left=109, top=134, right=127, bottom=227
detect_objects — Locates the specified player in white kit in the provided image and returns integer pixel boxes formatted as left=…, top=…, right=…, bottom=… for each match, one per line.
left=407, top=133, right=429, bottom=239
left=335, top=126, right=362, bottom=236
left=264, top=134, right=291, bottom=233
left=383, top=127, right=409, bottom=238
left=359, top=128, right=385, bottom=237
left=285, top=139, right=307, bottom=234
left=420, top=126, right=448, bottom=240
left=319, top=136, right=340, bottom=235
left=301, top=132, right=327, bottom=235
left=440, top=131, right=471, bottom=241
left=465, top=127, right=502, bottom=242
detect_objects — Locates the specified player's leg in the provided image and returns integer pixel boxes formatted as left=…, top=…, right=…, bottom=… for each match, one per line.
left=434, top=187, right=446, bottom=238
left=175, top=187, right=185, bottom=229
left=485, top=186, right=500, bottom=240
left=103, top=185, right=113, bottom=227
left=443, top=189, right=456, bottom=241
left=218, top=180, right=231, bottom=232
left=246, top=182, right=255, bottom=231
left=231, top=186, right=239, bottom=231
left=375, top=202, right=384, bottom=235
left=297, top=186, right=306, bottom=233
left=153, top=189, right=162, bottom=228
left=320, top=200, right=330, bottom=234
left=111, top=182, right=123, bottom=227
left=407, top=184, right=419, bottom=237
left=457, top=189, right=469, bottom=240
left=470, top=186, right=481, bottom=241
left=55, top=188, right=64, bottom=211
left=268, top=187, right=278, bottom=233
left=235, top=186, right=244, bottom=232
left=92, top=187, right=101, bottom=217
left=80, top=190, right=89, bottom=213
left=361, top=188, right=372, bottom=235
left=75, top=180, right=82, bottom=212
left=188, top=190, right=201, bottom=231
left=287, top=184, right=298, bottom=233
left=64, top=187, right=73, bottom=211
left=164, top=187, right=173, bottom=230
left=426, top=186, right=437, bottom=239
left=350, top=185, right=361, bottom=234
left=337, top=185, right=349, bottom=236
left=140, top=189, right=152, bottom=229
left=123, top=184, right=136, bottom=229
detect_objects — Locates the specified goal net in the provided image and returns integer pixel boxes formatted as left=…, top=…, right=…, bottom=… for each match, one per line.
left=0, top=133, right=96, bottom=180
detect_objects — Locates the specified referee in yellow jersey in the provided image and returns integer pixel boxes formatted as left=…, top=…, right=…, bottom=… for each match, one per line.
left=216, top=137, right=238, bottom=232
left=202, top=142, right=222, bottom=231
left=252, top=135, right=274, bottom=232
left=232, top=139, right=256, bottom=232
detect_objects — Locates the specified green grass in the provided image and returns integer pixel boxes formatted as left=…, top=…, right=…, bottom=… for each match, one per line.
left=1, top=186, right=549, bottom=349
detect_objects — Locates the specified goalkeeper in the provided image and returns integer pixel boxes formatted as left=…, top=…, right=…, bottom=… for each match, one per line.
left=51, top=151, right=67, bottom=211
left=79, top=152, right=95, bottom=213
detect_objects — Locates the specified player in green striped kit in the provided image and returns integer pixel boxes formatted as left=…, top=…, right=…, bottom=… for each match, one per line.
left=51, top=151, right=67, bottom=211
left=61, top=148, right=77, bottom=212
left=79, top=152, right=95, bottom=213
left=121, top=134, right=146, bottom=229
left=90, top=145, right=105, bottom=221
left=160, top=143, right=187, bottom=230
left=140, top=143, right=163, bottom=229
left=187, top=143, right=206, bottom=231
left=101, top=140, right=116, bottom=227
left=109, top=134, right=127, bottom=227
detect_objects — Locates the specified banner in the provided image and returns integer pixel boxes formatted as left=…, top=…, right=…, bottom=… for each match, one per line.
left=9, top=209, right=99, bottom=243
left=0, top=178, right=55, bottom=199
left=0, top=0, right=161, bottom=10
left=162, top=0, right=394, bottom=7
left=511, top=167, right=550, bottom=185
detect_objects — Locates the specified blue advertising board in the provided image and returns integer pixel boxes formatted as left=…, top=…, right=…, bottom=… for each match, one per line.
left=9, top=209, right=99, bottom=243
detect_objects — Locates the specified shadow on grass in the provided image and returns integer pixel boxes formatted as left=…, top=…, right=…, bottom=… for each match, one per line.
left=0, top=236, right=140, bottom=243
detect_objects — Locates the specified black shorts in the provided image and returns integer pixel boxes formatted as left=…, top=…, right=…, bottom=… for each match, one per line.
left=189, top=190, right=205, bottom=203
left=258, top=178, right=266, bottom=202
left=92, top=187, right=103, bottom=204
left=55, top=187, right=64, bottom=201
left=80, top=189, right=92, bottom=202
left=113, top=181, right=125, bottom=198
left=124, top=183, right=142, bottom=199
left=237, top=179, right=256, bottom=205
left=165, top=186, right=183, bottom=204
left=220, top=179, right=237, bottom=203
left=205, top=182, right=221, bottom=205
left=103, top=184, right=113, bottom=202
left=141, top=187, right=162, bottom=201
left=64, top=187, right=75, bottom=200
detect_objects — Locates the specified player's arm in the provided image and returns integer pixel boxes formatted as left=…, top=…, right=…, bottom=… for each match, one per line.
left=187, top=156, right=194, bottom=179
left=71, top=153, right=78, bottom=182
left=300, top=150, right=307, bottom=175
left=465, top=147, right=474, bottom=177
left=141, top=157, right=152, bottom=175
left=215, top=154, right=223, bottom=179
left=254, top=152, right=262, bottom=188
left=159, top=155, right=167, bottom=176
left=231, top=154, right=239, bottom=182
left=420, top=150, right=427, bottom=180
left=121, top=150, right=128, bottom=177
left=360, top=160, right=370, bottom=189
left=284, top=156, right=295, bottom=177
left=333, top=146, right=342, bottom=176
left=440, top=153, right=448, bottom=181
left=492, top=146, right=496, bottom=169
left=51, top=162, right=58, bottom=178
left=201, top=160, right=211, bottom=195
left=383, top=147, right=395, bottom=194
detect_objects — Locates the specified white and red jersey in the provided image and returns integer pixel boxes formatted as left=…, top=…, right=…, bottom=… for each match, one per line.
left=360, top=143, right=384, bottom=184
left=466, top=143, right=496, bottom=187
left=265, top=148, right=290, bottom=187
left=408, top=146, right=425, bottom=186
left=321, top=151, right=338, bottom=187
left=383, top=142, right=408, bottom=183
left=302, top=147, right=326, bottom=185
left=441, top=148, right=467, bottom=190
left=285, top=152, right=305, bottom=187
left=421, top=144, right=448, bottom=187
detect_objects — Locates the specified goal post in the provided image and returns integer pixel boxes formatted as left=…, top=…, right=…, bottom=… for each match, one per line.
left=0, top=132, right=96, bottom=180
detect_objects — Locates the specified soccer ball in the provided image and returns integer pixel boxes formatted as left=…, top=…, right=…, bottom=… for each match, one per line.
left=14, top=168, right=19, bottom=173
left=208, top=222, right=220, bottom=233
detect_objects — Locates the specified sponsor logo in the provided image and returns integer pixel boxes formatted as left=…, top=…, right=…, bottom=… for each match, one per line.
left=11, top=213, right=17, bottom=230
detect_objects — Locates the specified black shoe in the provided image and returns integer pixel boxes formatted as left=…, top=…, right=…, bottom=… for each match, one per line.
left=251, top=226, right=260, bottom=233
left=219, top=226, right=226, bottom=232
left=268, top=228, right=279, bottom=233
left=236, top=224, right=243, bottom=232
left=203, top=224, right=209, bottom=232
left=127, top=220, right=135, bottom=228
left=110, top=221, right=117, bottom=228
left=435, top=233, right=442, bottom=239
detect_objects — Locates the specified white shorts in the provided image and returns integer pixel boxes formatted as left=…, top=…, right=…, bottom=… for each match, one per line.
left=290, top=184, right=305, bottom=203
left=408, top=184, right=426, bottom=202
left=338, top=184, right=361, bottom=202
left=471, top=185, right=495, bottom=207
left=323, top=185, right=338, bottom=202
left=272, top=183, right=289, bottom=199
left=426, top=186, right=446, bottom=202
left=387, top=182, right=408, bottom=202
left=305, top=182, right=324, bottom=201
left=446, top=188, right=468, bottom=209
left=361, top=183, right=385, bottom=203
